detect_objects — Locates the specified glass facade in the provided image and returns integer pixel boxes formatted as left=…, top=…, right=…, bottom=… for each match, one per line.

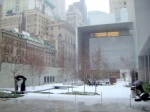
left=89, top=35, right=134, bottom=71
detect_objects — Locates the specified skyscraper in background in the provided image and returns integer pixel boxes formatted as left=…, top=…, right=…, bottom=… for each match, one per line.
left=2, top=0, right=55, bottom=17
left=72, top=0, right=87, bottom=24
left=109, top=0, right=128, bottom=12
left=51, top=0, right=66, bottom=20
left=66, top=5, right=83, bottom=27
left=109, top=0, right=134, bottom=21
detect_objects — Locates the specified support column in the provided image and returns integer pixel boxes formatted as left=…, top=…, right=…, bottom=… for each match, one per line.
left=144, top=55, right=146, bottom=82
left=148, top=49, right=150, bottom=83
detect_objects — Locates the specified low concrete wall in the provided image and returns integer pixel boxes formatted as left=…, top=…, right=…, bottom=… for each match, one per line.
left=0, top=63, right=64, bottom=88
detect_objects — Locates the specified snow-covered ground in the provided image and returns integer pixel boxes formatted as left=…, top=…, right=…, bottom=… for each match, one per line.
left=1, top=79, right=150, bottom=112
left=9, top=79, right=131, bottom=105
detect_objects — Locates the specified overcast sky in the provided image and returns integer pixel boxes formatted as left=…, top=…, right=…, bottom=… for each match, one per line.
left=66, top=0, right=110, bottom=13
left=0, top=0, right=3, bottom=4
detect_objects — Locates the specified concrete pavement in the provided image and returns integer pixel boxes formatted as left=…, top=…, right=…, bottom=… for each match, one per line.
left=0, top=99, right=150, bottom=112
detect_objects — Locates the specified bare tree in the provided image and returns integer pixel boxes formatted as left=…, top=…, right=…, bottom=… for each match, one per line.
left=91, top=48, right=107, bottom=94
left=79, top=50, right=90, bottom=94
left=120, top=57, right=134, bottom=70
left=1, top=56, right=26, bottom=91
left=35, top=55, right=46, bottom=86
left=120, top=56, right=134, bottom=83
left=64, top=54, right=76, bottom=92
left=27, top=54, right=37, bottom=89
left=102, top=62, right=110, bottom=79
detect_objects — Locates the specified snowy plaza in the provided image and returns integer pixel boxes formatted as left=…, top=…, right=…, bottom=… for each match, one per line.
left=0, top=79, right=150, bottom=112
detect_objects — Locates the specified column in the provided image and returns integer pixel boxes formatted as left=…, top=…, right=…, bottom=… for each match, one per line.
left=144, top=55, right=146, bottom=82
left=148, top=49, right=150, bottom=83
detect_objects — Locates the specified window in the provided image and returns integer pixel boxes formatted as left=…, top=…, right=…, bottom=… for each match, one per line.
left=11, top=47, right=13, bottom=54
left=108, top=32, right=120, bottom=36
left=95, top=32, right=107, bottom=37
left=44, top=76, right=55, bottom=83
left=44, top=76, right=46, bottom=83
left=22, top=50, right=24, bottom=56
left=47, top=76, right=49, bottom=83
left=50, top=76, right=55, bottom=82
left=124, top=2, right=126, bottom=5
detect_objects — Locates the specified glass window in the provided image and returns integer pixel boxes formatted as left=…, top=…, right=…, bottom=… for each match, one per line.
left=44, top=76, right=46, bottom=83
left=95, top=32, right=107, bottom=37
left=108, top=32, right=120, bottom=36
left=47, top=76, right=49, bottom=83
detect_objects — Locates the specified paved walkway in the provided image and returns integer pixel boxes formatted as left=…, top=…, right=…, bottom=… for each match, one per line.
left=0, top=80, right=150, bottom=112
left=0, top=98, right=150, bottom=112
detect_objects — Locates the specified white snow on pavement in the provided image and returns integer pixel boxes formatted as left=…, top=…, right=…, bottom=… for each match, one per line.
left=15, top=79, right=131, bottom=105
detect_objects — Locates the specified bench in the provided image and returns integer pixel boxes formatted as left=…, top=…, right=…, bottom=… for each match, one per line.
left=99, top=82, right=110, bottom=85
left=53, top=86, right=68, bottom=89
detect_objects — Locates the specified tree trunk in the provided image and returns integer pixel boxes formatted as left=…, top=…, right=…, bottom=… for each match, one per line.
left=72, top=80, right=73, bottom=93
left=68, top=79, right=69, bottom=93
left=14, top=76, right=16, bottom=92
left=95, top=85, right=97, bottom=94
left=39, top=76, right=41, bottom=86
left=32, top=76, right=35, bottom=90
left=83, top=73, right=85, bottom=94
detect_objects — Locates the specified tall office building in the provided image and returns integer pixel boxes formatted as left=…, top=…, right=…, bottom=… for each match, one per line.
left=109, top=0, right=128, bottom=12
left=0, top=9, right=55, bottom=38
left=66, top=5, right=83, bottom=27
left=72, top=0, right=87, bottom=24
left=88, top=9, right=129, bottom=25
left=51, top=0, right=66, bottom=20
left=3, top=0, right=54, bottom=17
left=109, top=0, right=134, bottom=21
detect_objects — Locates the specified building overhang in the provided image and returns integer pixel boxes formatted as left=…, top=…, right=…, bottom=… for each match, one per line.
left=77, top=22, right=133, bottom=34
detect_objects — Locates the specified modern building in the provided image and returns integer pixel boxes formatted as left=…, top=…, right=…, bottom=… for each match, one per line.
left=66, top=5, right=83, bottom=27
left=88, top=8, right=129, bottom=25
left=77, top=22, right=134, bottom=78
left=51, top=0, right=66, bottom=20
left=78, top=0, right=150, bottom=83
left=109, top=0, right=134, bottom=21
left=2, top=0, right=54, bottom=17
left=132, top=0, right=150, bottom=82
left=72, top=0, right=87, bottom=24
